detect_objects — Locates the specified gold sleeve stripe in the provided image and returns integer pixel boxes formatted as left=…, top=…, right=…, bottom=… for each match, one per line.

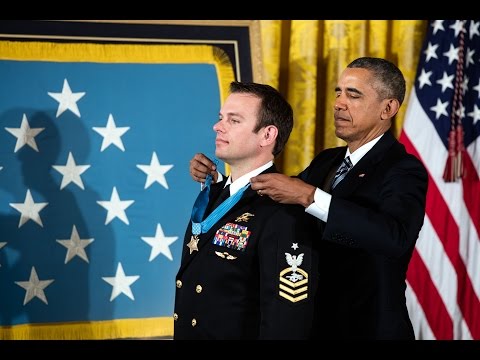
left=279, top=292, right=308, bottom=303
left=279, top=284, right=308, bottom=295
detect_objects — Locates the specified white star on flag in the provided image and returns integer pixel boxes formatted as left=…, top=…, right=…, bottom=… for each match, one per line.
left=141, top=223, right=178, bottom=261
left=474, top=79, right=480, bottom=98
left=467, top=104, right=480, bottom=125
left=15, top=267, right=54, bottom=305
left=5, top=114, right=45, bottom=153
left=48, top=78, right=86, bottom=118
left=0, top=242, right=6, bottom=267
left=102, top=262, right=140, bottom=301
left=431, top=20, right=444, bottom=35
left=443, top=44, right=459, bottom=65
left=136, top=152, right=174, bottom=189
left=56, top=225, right=94, bottom=264
left=436, top=71, right=454, bottom=92
left=92, top=114, right=130, bottom=152
left=424, top=42, right=439, bottom=62
left=9, top=189, right=48, bottom=228
left=291, top=243, right=299, bottom=250
left=449, top=20, right=466, bottom=37
left=470, top=21, right=480, bottom=39
left=418, top=69, right=433, bottom=89
left=52, top=152, right=91, bottom=190
left=97, top=186, right=134, bottom=225
left=430, top=98, right=449, bottom=120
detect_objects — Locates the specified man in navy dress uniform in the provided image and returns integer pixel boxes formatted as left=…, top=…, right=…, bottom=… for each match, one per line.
left=174, top=82, right=319, bottom=340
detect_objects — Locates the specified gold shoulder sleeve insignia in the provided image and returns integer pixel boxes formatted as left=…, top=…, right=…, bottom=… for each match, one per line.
left=278, top=266, right=308, bottom=303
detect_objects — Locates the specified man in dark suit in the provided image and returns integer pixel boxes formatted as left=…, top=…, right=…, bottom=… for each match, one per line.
left=189, top=58, right=428, bottom=339
left=174, top=82, right=318, bottom=340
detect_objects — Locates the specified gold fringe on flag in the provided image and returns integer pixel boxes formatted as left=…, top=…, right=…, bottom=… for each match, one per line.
left=0, top=40, right=235, bottom=106
left=0, top=317, right=173, bottom=340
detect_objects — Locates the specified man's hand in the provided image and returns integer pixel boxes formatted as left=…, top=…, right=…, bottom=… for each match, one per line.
left=190, top=153, right=218, bottom=184
left=250, top=173, right=316, bottom=207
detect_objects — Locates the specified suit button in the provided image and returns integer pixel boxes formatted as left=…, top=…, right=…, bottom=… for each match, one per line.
left=195, top=285, right=203, bottom=293
left=173, top=313, right=178, bottom=321
left=191, top=318, right=197, bottom=327
left=176, top=280, right=182, bottom=288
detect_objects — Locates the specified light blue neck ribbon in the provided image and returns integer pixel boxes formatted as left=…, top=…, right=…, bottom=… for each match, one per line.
left=191, top=175, right=250, bottom=236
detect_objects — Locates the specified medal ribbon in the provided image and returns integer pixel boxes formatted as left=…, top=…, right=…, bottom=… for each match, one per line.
left=191, top=178, right=250, bottom=236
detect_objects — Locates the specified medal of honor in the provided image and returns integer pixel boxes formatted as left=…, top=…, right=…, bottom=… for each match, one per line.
left=187, top=235, right=200, bottom=254
left=188, top=170, right=250, bottom=256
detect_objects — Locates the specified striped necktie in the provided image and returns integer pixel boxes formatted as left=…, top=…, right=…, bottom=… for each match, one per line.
left=331, top=156, right=353, bottom=190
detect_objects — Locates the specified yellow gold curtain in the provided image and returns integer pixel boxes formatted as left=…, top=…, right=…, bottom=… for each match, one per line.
left=260, top=20, right=427, bottom=175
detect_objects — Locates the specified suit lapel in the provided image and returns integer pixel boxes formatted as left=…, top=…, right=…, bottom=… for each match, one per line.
left=203, top=179, right=228, bottom=219
left=178, top=179, right=226, bottom=271
left=305, top=149, right=346, bottom=192
left=332, top=131, right=397, bottom=195
left=324, top=151, right=346, bottom=192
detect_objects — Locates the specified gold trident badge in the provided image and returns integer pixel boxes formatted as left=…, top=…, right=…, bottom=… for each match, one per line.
left=235, top=212, right=254, bottom=222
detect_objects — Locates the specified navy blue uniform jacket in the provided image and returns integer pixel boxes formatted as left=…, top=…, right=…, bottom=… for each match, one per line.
left=174, top=165, right=319, bottom=339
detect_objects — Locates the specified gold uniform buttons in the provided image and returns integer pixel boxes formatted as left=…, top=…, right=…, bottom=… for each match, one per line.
left=176, top=280, right=182, bottom=288
left=195, top=285, right=203, bottom=293
left=191, top=318, right=197, bottom=327
left=173, top=313, right=178, bottom=321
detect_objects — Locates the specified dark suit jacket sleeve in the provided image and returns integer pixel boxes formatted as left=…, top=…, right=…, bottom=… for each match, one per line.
left=324, top=154, right=428, bottom=258
left=256, top=203, right=318, bottom=339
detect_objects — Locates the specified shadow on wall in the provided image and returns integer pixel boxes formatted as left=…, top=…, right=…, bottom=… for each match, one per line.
left=0, top=108, right=114, bottom=338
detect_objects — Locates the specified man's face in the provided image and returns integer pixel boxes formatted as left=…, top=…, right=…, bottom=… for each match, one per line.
left=333, top=67, right=388, bottom=146
left=213, top=92, right=263, bottom=166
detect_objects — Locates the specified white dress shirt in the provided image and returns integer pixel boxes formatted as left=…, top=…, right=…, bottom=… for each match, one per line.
left=207, top=161, right=273, bottom=198
left=225, top=161, right=273, bottom=196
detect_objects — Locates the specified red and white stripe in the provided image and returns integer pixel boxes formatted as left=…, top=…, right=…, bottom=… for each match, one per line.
left=400, top=88, right=480, bottom=340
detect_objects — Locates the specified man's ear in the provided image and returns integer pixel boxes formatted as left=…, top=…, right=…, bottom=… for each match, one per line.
left=261, top=125, right=278, bottom=146
left=381, top=99, right=400, bottom=120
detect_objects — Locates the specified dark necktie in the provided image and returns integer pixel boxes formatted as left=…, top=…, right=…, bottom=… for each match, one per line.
left=205, top=184, right=230, bottom=218
left=331, top=156, right=353, bottom=190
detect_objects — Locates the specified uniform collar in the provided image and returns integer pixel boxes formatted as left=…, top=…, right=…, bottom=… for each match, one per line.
left=225, top=160, right=273, bottom=196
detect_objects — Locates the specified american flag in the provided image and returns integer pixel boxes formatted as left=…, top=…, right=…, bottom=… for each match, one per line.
left=0, top=41, right=220, bottom=338
left=400, top=20, right=480, bottom=340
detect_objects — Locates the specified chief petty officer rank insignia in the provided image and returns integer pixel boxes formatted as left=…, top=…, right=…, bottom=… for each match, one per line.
left=279, top=243, right=309, bottom=303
